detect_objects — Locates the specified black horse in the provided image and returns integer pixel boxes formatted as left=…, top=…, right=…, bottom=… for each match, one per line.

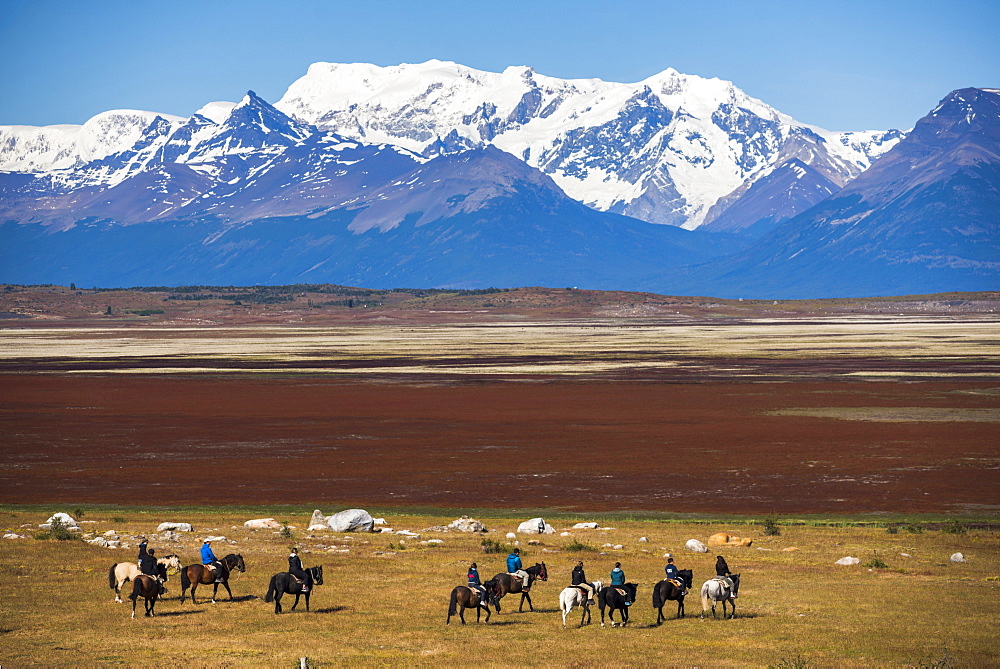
left=653, top=569, right=693, bottom=623
left=180, top=553, right=246, bottom=604
left=490, top=562, right=548, bottom=612
left=599, top=582, right=637, bottom=627
left=265, top=565, right=323, bottom=614
left=129, top=566, right=166, bottom=619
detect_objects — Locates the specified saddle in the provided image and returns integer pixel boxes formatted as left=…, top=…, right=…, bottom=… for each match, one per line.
left=667, top=578, right=686, bottom=590
left=613, top=587, right=628, bottom=598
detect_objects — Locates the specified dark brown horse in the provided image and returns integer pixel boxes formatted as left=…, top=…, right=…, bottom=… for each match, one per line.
left=179, top=553, right=245, bottom=604
left=653, top=569, right=693, bottom=623
left=129, top=573, right=163, bottom=619
left=490, top=562, right=547, bottom=612
left=265, top=565, right=323, bottom=614
left=446, top=578, right=501, bottom=624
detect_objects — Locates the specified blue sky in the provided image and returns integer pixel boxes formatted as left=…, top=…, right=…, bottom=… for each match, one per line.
left=1, top=0, right=997, bottom=131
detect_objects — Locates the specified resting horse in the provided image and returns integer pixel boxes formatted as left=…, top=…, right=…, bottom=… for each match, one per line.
left=265, top=565, right=323, bottom=614
left=560, top=580, right=604, bottom=627
left=701, top=573, right=741, bottom=619
left=180, top=553, right=246, bottom=604
left=129, top=568, right=166, bottom=619
left=446, top=578, right=501, bottom=625
left=490, top=562, right=547, bottom=612
left=598, top=582, right=637, bottom=627
left=109, top=554, right=181, bottom=603
left=653, top=569, right=693, bottom=623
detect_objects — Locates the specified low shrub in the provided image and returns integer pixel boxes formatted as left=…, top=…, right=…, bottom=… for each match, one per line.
left=886, top=524, right=899, bottom=534
left=939, top=520, right=966, bottom=535
left=564, top=539, right=595, bottom=552
left=762, top=516, right=781, bottom=536
left=35, top=517, right=80, bottom=541
left=768, top=655, right=809, bottom=669
left=480, top=538, right=511, bottom=554
left=905, top=524, right=924, bottom=534
left=863, top=552, right=889, bottom=569
left=279, top=522, right=293, bottom=539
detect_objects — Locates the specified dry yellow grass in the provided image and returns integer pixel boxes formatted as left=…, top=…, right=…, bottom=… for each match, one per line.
left=1, top=508, right=996, bottom=667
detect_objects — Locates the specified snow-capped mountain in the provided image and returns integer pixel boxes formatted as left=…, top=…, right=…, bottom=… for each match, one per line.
left=275, top=60, right=902, bottom=228
left=0, top=61, right=902, bottom=231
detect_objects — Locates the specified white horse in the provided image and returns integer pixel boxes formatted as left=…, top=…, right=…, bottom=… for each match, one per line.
left=109, top=554, right=181, bottom=603
left=560, top=580, right=603, bottom=627
left=700, top=573, right=740, bottom=619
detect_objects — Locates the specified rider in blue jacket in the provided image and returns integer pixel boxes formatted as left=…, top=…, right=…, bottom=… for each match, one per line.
left=201, top=539, right=224, bottom=582
left=506, top=548, right=530, bottom=590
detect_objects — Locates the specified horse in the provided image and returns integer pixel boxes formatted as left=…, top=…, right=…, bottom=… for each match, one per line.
left=109, top=554, right=181, bottom=603
left=490, top=562, right=547, bottom=612
left=652, top=569, right=694, bottom=623
left=446, top=578, right=501, bottom=625
left=559, top=580, right=604, bottom=627
left=598, top=582, right=638, bottom=627
left=264, top=566, right=323, bottom=614
left=179, top=553, right=246, bottom=604
left=129, top=570, right=165, bottom=619
left=700, top=573, right=741, bottom=619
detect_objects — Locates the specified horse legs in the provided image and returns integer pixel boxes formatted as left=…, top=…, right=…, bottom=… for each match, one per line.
left=305, top=591, right=311, bottom=612
left=222, top=579, right=234, bottom=601
left=519, top=591, right=533, bottom=612
left=291, top=593, right=301, bottom=611
left=581, top=601, right=589, bottom=627
left=678, top=596, right=685, bottom=619
left=459, top=605, right=466, bottom=624
left=275, top=590, right=283, bottom=614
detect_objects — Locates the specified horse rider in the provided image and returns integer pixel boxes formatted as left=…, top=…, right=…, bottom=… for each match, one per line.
left=201, top=538, right=225, bottom=583
left=137, top=539, right=165, bottom=595
left=467, top=562, right=490, bottom=606
left=610, top=561, right=630, bottom=605
left=571, top=560, right=595, bottom=603
left=506, top=547, right=530, bottom=590
left=715, top=555, right=735, bottom=594
left=288, top=547, right=312, bottom=592
left=664, top=555, right=687, bottom=595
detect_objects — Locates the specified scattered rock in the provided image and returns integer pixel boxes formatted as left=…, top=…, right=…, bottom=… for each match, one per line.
left=950, top=552, right=967, bottom=563
left=156, top=522, right=193, bottom=532
left=395, top=530, right=421, bottom=538
left=638, top=537, right=649, bottom=543
left=835, top=557, right=861, bottom=566
left=685, top=539, right=708, bottom=553
left=3, top=532, right=27, bottom=539
left=560, top=532, right=572, bottom=537
left=781, top=547, right=799, bottom=552
left=244, top=518, right=282, bottom=530
left=87, top=537, right=121, bottom=548
left=308, top=510, right=328, bottom=531
left=103, top=530, right=119, bottom=539
left=159, top=530, right=181, bottom=542
left=517, top=518, right=556, bottom=535
left=374, top=518, right=387, bottom=525
left=377, top=527, right=395, bottom=534
left=707, top=532, right=753, bottom=547
left=900, top=553, right=912, bottom=558
left=599, top=527, right=616, bottom=531
left=426, top=539, right=444, bottom=545
left=506, top=532, right=517, bottom=540
left=572, top=522, right=599, bottom=529
left=327, top=509, right=375, bottom=533
left=448, top=516, right=488, bottom=533
left=527, top=539, right=542, bottom=545
left=204, top=535, right=226, bottom=543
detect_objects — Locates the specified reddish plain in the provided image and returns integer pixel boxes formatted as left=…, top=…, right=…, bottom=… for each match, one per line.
left=2, top=372, right=996, bottom=514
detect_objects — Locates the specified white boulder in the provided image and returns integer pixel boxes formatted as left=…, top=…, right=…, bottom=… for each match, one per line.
left=204, top=535, right=226, bottom=542
left=156, top=522, right=192, bottom=532
left=560, top=532, right=572, bottom=537
left=516, top=518, right=555, bottom=535
left=950, top=552, right=967, bottom=563
left=374, top=518, right=387, bottom=525
left=41, top=512, right=79, bottom=530
left=327, top=509, right=375, bottom=533
left=685, top=539, right=708, bottom=553
left=448, top=516, right=488, bottom=533
left=572, top=522, right=599, bottom=529
left=639, top=536, right=649, bottom=543
left=244, top=518, right=282, bottom=530
left=308, top=510, right=328, bottom=531
left=506, top=532, right=517, bottom=539
left=835, top=557, right=861, bottom=566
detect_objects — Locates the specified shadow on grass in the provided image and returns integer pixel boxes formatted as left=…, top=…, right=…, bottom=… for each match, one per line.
left=152, top=610, right=205, bottom=617
left=483, top=620, right=531, bottom=626
left=312, top=606, right=350, bottom=614
left=517, top=607, right=560, bottom=614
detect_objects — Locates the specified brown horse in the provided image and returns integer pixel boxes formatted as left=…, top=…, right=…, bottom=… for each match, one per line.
left=490, top=562, right=547, bottom=612
left=129, top=574, right=162, bottom=618
left=179, top=553, right=245, bottom=604
left=653, top=569, right=693, bottom=623
left=446, top=579, right=501, bottom=624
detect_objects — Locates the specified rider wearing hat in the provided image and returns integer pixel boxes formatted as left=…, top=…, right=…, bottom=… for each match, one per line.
left=201, top=538, right=225, bottom=583
left=467, top=562, right=490, bottom=607
left=715, top=555, right=735, bottom=593
left=288, top=547, right=312, bottom=592
left=137, top=538, right=166, bottom=595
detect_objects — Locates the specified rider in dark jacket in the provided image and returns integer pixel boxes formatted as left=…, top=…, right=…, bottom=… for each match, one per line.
left=715, top=555, right=735, bottom=593
left=467, top=562, right=490, bottom=606
left=571, top=561, right=595, bottom=602
left=288, top=547, right=312, bottom=592
left=137, top=540, right=165, bottom=594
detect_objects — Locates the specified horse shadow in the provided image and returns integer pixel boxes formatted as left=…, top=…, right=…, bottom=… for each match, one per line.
left=154, top=610, right=205, bottom=617
left=229, top=595, right=259, bottom=603
left=526, top=607, right=560, bottom=614
left=313, top=606, right=350, bottom=614
left=484, top=620, right=531, bottom=626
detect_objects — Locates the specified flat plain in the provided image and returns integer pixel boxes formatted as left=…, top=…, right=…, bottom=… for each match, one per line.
left=1, top=286, right=998, bottom=666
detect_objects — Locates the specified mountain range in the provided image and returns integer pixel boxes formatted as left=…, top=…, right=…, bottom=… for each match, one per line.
left=0, top=61, right=996, bottom=297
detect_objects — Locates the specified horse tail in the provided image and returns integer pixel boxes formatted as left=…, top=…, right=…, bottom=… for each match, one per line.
left=447, top=587, right=459, bottom=617
left=700, top=581, right=711, bottom=614
left=109, top=564, right=118, bottom=590
left=129, top=577, right=142, bottom=602
left=652, top=581, right=663, bottom=609
left=265, top=575, right=277, bottom=603
left=181, top=566, right=191, bottom=591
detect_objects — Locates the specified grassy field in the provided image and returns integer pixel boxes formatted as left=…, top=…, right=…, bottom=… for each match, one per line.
left=1, top=506, right=996, bottom=667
